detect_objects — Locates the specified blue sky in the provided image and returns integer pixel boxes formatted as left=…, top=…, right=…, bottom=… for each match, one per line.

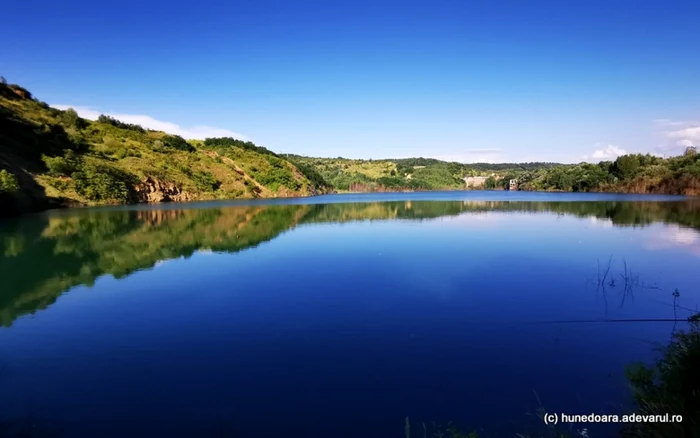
left=2, top=0, right=699, bottom=163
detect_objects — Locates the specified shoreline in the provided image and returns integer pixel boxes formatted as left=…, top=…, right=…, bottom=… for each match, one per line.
left=7, top=189, right=696, bottom=220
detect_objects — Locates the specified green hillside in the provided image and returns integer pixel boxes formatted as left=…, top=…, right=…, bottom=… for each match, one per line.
left=0, top=81, right=332, bottom=217
left=284, top=154, right=561, bottom=192
left=285, top=152, right=700, bottom=195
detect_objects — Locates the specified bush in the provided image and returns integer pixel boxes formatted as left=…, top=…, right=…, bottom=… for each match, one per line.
left=46, top=176, right=71, bottom=191
left=624, top=311, right=700, bottom=438
left=96, top=114, right=145, bottom=132
left=42, top=150, right=81, bottom=176
left=614, top=155, right=641, bottom=180
left=484, top=176, right=497, bottom=189
left=253, top=160, right=301, bottom=191
left=191, top=170, right=220, bottom=192
left=0, top=170, right=19, bottom=193
left=72, top=163, right=131, bottom=202
left=290, top=161, right=330, bottom=190
left=60, top=108, right=86, bottom=128
left=203, top=137, right=276, bottom=156
left=151, top=140, right=165, bottom=152
left=162, top=135, right=195, bottom=152
left=114, top=148, right=128, bottom=159
left=102, top=137, right=122, bottom=155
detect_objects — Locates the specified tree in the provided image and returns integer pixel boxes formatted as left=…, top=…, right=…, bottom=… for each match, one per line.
left=613, top=155, right=640, bottom=180
left=685, top=146, right=697, bottom=156
left=203, top=137, right=274, bottom=156
left=484, top=176, right=497, bottom=189
left=162, top=135, right=195, bottom=152
left=61, top=108, right=79, bottom=127
left=72, top=163, right=130, bottom=202
left=0, top=76, right=7, bottom=85
left=97, top=114, right=145, bottom=132
left=0, top=169, right=19, bottom=192
left=42, top=150, right=81, bottom=177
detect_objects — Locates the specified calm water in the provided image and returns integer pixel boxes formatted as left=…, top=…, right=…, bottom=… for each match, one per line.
left=1, top=192, right=699, bottom=437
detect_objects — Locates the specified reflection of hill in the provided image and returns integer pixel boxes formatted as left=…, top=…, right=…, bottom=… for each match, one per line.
left=1, top=199, right=699, bottom=327
left=300, top=200, right=476, bottom=223
left=445, top=200, right=700, bottom=230
left=0, top=205, right=311, bottom=327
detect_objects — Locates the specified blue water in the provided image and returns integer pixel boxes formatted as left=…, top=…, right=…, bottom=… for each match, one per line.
left=0, top=192, right=698, bottom=437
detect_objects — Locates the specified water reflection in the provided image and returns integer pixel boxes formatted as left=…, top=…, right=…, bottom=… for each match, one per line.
left=1, top=199, right=699, bottom=327
left=645, top=226, right=700, bottom=255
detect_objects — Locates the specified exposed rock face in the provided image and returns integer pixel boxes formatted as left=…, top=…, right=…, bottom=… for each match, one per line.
left=8, top=86, right=31, bottom=99
left=134, top=177, right=192, bottom=203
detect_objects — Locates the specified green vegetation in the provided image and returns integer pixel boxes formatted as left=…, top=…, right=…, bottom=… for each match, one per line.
left=71, top=162, right=133, bottom=202
left=0, top=169, right=19, bottom=193
left=283, top=155, right=473, bottom=191
left=624, top=309, right=700, bottom=438
left=203, top=136, right=276, bottom=156
left=0, top=80, right=331, bottom=217
left=484, top=176, right=497, bottom=189
left=42, top=149, right=81, bottom=176
left=513, top=153, right=700, bottom=195
left=96, top=114, right=146, bottom=132
left=161, top=134, right=195, bottom=152
left=286, top=153, right=700, bottom=195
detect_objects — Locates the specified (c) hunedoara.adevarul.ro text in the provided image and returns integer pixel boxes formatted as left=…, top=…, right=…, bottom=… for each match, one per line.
left=542, top=413, right=683, bottom=425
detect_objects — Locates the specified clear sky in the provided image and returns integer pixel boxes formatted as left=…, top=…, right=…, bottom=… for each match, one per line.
left=2, top=0, right=699, bottom=163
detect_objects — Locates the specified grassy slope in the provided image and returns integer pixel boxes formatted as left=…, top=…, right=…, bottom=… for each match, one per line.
left=0, top=83, right=331, bottom=216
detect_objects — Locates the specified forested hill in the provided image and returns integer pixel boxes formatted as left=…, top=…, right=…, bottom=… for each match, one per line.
left=0, top=81, right=332, bottom=217
left=284, top=151, right=700, bottom=195
left=283, top=155, right=561, bottom=192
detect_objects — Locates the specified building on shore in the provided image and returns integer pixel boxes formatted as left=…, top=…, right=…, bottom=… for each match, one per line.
left=508, top=179, right=518, bottom=191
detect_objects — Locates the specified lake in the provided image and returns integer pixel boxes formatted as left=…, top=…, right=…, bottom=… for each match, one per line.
left=1, top=191, right=699, bottom=437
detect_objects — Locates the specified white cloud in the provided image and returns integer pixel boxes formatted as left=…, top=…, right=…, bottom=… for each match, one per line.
left=583, top=144, right=627, bottom=162
left=676, top=139, right=696, bottom=147
left=667, top=126, right=700, bottom=143
left=52, top=104, right=249, bottom=141
left=654, top=119, right=699, bottom=149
